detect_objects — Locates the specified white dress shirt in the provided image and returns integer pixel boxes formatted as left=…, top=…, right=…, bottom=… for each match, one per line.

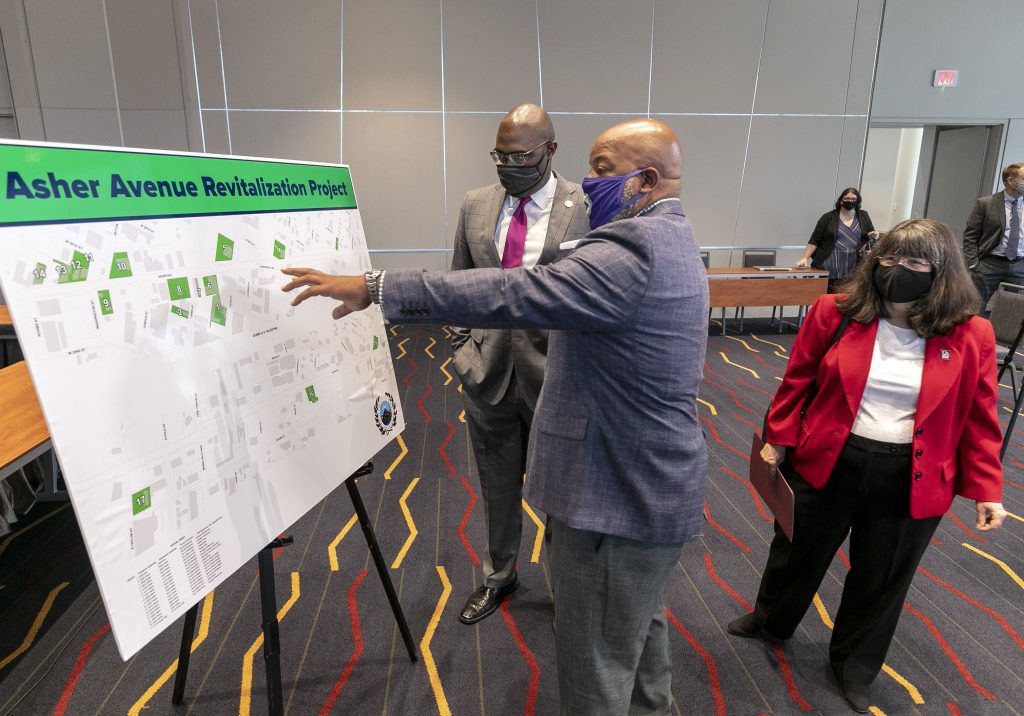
left=493, top=172, right=557, bottom=269
left=850, top=319, right=925, bottom=443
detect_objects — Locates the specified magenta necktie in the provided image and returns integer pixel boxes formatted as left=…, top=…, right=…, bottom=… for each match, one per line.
left=501, top=198, right=528, bottom=268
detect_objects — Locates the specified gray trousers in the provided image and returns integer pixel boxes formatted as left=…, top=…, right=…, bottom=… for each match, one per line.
left=548, top=517, right=686, bottom=716
left=971, top=253, right=1024, bottom=308
left=462, top=371, right=532, bottom=589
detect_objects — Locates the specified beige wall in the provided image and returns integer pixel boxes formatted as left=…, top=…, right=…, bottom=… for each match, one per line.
left=0, top=0, right=887, bottom=269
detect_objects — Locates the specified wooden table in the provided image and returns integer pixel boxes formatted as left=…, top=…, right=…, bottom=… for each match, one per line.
left=706, top=267, right=828, bottom=334
left=0, top=361, right=51, bottom=482
left=0, top=305, right=14, bottom=367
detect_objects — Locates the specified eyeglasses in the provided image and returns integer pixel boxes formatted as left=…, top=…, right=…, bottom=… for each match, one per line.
left=490, top=140, right=550, bottom=167
left=877, top=255, right=933, bottom=272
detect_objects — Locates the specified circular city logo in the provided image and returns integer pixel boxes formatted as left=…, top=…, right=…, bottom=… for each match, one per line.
left=375, top=393, right=397, bottom=435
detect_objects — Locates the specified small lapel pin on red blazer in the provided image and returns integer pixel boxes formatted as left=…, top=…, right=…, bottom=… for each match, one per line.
left=940, top=349, right=950, bottom=360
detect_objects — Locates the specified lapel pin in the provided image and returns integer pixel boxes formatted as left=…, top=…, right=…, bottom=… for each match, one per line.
left=940, top=349, right=950, bottom=361
left=564, top=200, right=573, bottom=208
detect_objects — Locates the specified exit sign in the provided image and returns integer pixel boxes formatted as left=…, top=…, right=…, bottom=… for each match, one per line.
left=933, top=70, right=959, bottom=87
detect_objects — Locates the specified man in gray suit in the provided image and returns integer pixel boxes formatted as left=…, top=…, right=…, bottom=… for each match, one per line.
left=964, top=162, right=1024, bottom=306
left=449, top=104, right=589, bottom=624
left=283, top=118, right=709, bottom=714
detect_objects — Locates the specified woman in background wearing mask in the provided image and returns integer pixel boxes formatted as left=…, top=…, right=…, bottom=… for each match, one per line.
left=727, top=219, right=1006, bottom=713
left=795, top=187, right=879, bottom=293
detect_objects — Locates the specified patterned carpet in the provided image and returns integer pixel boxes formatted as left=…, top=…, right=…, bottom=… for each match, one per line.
left=0, top=321, right=1022, bottom=715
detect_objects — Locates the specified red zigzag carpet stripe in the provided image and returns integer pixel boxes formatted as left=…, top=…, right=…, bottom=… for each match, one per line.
left=902, top=602, right=997, bottom=701
left=438, top=422, right=456, bottom=477
left=771, top=641, right=814, bottom=711
left=402, top=357, right=418, bottom=389
left=702, top=553, right=814, bottom=711
left=703, top=552, right=751, bottom=611
left=318, top=569, right=368, bottom=716
left=417, top=383, right=433, bottom=425
left=703, top=362, right=726, bottom=380
left=703, top=500, right=752, bottom=553
left=944, top=511, right=989, bottom=544
left=917, top=567, right=1024, bottom=650
left=703, top=377, right=758, bottom=416
left=719, top=465, right=773, bottom=522
left=701, top=416, right=747, bottom=460
left=499, top=601, right=539, bottom=716
left=731, top=411, right=763, bottom=437
left=457, top=475, right=480, bottom=567
left=737, top=375, right=773, bottom=397
left=665, top=607, right=727, bottom=716
left=53, top=622, right=111, bottom=716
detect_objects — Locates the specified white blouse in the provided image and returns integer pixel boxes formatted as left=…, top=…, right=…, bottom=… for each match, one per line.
left=850, top=319, right=925, bottom=443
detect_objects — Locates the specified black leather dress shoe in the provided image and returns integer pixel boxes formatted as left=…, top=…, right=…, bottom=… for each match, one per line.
left=831, top=661, right=871, bottom=713
left=458, top=574, right=519, bottom=625
left=726, top=612, right=765, bottom=638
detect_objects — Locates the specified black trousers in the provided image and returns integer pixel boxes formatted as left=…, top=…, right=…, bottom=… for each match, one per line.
left=751, top=434, right=942, bottom=686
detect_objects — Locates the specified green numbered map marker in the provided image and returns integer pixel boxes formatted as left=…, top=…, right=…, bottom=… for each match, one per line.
left=167, top=277, right=191, bottom=300
left=305, top=386, right=318, bottom=403
left=110, top=251, right=133, bottom=279
left=132, top=487, right=151, bottom=515
left=273, top=240, right=286, bottom=260
left=202, top=275, right=220, bottom=297
left=211, top=298, right=227, bottom=326
left=32, top=262, right=46, bottom=285
left=215, top=234, right=234, bottom=262
left=170, top=305, right=189, bottom=319
left=57, top=250, right=91, bottom=284
left=98, top=289, right=113, bottom=316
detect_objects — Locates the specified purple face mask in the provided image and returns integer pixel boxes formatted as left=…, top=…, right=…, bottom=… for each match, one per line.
left=581, top=169, right=645, bottom=230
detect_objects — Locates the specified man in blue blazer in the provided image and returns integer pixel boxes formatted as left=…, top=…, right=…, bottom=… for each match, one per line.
left=283, top=119, right=709, bottom=715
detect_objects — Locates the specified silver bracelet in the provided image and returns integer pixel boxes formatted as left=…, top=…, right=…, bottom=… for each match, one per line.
left=364, top=269, right=385, bottom=307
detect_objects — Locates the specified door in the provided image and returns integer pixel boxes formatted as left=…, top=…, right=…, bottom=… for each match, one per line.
left=925, top=126, right=1001, bottom=236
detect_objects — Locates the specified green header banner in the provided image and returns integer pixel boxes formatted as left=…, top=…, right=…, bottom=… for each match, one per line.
left=0, top=142, right=356, bottom=227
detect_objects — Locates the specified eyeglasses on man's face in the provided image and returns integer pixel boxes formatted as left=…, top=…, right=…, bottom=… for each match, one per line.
left=877, top=255, right=933, bottom=272
left=490, top=140, right=550, bottom=167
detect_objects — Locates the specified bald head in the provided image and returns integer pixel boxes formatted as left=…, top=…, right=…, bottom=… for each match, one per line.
left=497, top=103, right=555, bottom=145
left=587, top=119, right=682, bottom=214
left=592, top=119, right=681, bottom=180
left=493, top=103, right=559, bottom=198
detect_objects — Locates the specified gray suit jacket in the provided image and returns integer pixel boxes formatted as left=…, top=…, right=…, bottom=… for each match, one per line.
left=386, top=199, right=709, bottom=543
left=450, top=172, right=589, bottom=409
left=963, top=191, right=1007, bottom=267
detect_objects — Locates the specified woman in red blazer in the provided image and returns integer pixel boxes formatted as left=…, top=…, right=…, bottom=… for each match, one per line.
left=728, top=219, right=1006, bottom=713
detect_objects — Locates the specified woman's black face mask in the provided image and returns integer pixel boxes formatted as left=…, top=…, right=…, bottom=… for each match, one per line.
left=873, top=264, right=934, bottom=303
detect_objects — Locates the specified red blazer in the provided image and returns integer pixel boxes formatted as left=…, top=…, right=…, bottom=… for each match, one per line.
left=765, top=294, right=1003, bottom=519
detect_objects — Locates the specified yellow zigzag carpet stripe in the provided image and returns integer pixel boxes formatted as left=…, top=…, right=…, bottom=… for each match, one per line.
left=391, top=477, right=421, bottom=569
left=421, top=566, right=452, bottom=716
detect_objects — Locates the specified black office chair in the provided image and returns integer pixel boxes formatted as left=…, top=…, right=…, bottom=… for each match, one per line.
left=989, top=282, right=1024, bottom=459
left=734, top=250, right=777, bottom=332
left=699, top=251, right=710, bottom=269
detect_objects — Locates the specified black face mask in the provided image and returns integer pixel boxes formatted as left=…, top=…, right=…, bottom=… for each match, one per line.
left=873, top=264, right=934, bottom=303
left=496, top=150, right=550, bottom=197
left=841, top=200, right=857, bottom=210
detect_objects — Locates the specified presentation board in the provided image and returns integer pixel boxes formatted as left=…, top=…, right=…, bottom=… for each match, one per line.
left=0, top=141, right=403, bottom=658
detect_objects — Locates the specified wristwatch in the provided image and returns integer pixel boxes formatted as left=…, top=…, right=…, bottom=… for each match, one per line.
left=364, top=269, right=385, bottom=305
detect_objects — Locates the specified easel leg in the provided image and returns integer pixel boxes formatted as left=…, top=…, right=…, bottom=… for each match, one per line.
left=258, top=543, right=286, bottom=716
left=171, top=602, right=200, bottom=705
left=345, top=474, right=418, bottom=662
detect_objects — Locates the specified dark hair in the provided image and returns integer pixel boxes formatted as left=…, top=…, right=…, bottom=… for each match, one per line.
left=835, top=218, right=979, bottom=337
left=834, top=187, right=862, bottom=211
left=1003, top=163, right=1024, bottom=184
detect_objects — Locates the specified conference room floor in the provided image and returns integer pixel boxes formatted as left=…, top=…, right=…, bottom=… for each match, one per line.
left=0, top=322, right=1022, bottom=715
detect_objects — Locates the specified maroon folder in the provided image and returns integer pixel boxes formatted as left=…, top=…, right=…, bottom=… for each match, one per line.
left=750, top=432, right=795, bottom=541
